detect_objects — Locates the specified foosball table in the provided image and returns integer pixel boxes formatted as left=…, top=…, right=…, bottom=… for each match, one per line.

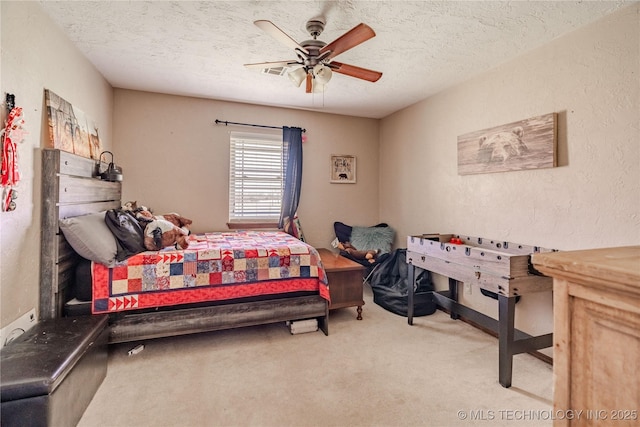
left=406, top=233, right=557, bottom=388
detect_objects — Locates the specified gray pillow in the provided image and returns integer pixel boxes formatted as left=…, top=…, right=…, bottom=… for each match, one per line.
left=350, top=225, right=395, bottom=255
left=59, top=211, right=118, bottom=267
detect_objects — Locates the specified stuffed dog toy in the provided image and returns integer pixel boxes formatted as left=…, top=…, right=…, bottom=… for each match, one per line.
left=144, top=219, right=190, bottom=251
left=122, top=202, right=193, bottom=247
left=122, top=201, right=139, bottom=211
left=157, top=213, right=192, bottom=231
left=337, top=241, right=379, bottom=264
left=133, top=207, right=192, bottom=235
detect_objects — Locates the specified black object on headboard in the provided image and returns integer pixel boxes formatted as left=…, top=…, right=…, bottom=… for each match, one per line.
left=40, top=149, right=121, bottom=320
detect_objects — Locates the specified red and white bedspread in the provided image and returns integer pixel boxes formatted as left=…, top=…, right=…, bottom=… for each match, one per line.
left=92, top=231, right=329, bottom=314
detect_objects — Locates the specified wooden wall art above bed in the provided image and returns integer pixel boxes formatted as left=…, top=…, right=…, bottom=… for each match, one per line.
left=44, top=89, right=103, bottom=160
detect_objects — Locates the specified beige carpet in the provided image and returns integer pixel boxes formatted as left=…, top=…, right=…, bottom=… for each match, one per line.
left=79, top=286, right=553, bottom=427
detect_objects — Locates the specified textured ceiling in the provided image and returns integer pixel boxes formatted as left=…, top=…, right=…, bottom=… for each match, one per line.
left=38, top=1, right=630, bottom=119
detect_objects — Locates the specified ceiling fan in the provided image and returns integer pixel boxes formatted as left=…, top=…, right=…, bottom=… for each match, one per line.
left=245, top=18, right=382, bottom=93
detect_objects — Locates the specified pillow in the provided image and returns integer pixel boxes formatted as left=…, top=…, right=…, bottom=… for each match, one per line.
left=333, top=221, right=391, bottom=244
left=333, top=221, right=353, bottom=244
left=59, top=211, right=118, bottom=267
left=350, top=225, right=395, bottom=255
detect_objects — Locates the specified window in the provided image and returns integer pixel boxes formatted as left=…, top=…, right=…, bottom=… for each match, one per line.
left=228, top=131, right=284, bottom=225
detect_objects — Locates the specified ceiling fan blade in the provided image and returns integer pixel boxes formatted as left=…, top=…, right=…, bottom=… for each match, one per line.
left=329, top=61, right=382, bottom=82
left=306, top=73, right=313, bottom=93
left=244, top=60, right=300, bottom=69
left=319, top=23, right=375, bottom=60
left=254, top=20, right=309, bottom=55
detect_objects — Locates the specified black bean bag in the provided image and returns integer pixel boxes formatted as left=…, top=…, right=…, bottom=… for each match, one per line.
left=367, top=248, right=436, bottom=317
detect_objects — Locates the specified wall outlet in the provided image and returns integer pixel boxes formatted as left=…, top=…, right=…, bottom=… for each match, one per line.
left=0, top=308, right=37, bottom=348
left=465, top=282, right=472, bottom=295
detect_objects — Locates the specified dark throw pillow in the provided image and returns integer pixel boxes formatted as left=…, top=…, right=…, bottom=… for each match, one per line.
left=105, top=209, right=146, bottom=261
left=333, top=221, right=353, bottom=244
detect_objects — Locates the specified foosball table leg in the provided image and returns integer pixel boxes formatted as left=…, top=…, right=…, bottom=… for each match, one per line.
left=407, top=262, right=415, bottom=325
left=449, top=278, right=460, bottom=320
left=498, top=294, right=516, bottom=388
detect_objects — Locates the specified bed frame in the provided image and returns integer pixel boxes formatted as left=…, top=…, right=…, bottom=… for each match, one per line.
left=40, top=149, right=329, bottom=342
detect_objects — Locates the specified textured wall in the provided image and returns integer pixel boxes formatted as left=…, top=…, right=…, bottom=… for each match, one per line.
left=379, top=4, right=640, bottom=348
left=112, top=89, right=380, bottom=250
left=0, top=2, right=113, bottom=327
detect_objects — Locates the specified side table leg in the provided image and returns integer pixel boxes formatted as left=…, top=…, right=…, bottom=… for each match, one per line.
left=356, top=305, right=363, bottom=320
left=498, top=294, right=516, bottom=388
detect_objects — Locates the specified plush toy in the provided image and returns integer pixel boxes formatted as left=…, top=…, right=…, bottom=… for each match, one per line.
left=134, top=208, right=192, bottom=235
left=122, top=201, right=139, bottom=211
left=144, top=219, right=190, bottom=251
left=337, top=241, right=379, bottom=264
left=157, top=213, right=192, bottom=231
left=134, top=208, right=153, bottom=221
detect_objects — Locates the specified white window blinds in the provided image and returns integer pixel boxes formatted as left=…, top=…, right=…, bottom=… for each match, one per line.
left=228, top=131, right=284, bottom=222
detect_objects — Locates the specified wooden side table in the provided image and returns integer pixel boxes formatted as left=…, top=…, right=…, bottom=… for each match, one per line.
left=317, top=248, right=366, bottom=320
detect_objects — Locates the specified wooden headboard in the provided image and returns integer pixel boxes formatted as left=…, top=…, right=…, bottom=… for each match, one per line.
left=40, top=149, right=121, bottom=320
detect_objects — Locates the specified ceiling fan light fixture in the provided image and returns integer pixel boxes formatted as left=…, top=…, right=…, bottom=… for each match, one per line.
left=252, top=19, right=382, bottom=93
left=288, top=67, right=307, bottom=87
left=313, top=64, right=332, bottom=85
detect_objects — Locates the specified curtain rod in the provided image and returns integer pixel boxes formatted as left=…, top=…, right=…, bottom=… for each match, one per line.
left=214, top=119, right=306, bottom=133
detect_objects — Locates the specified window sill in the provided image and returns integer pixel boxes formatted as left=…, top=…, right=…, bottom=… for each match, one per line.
left=227, top=222, right=281, bottom=230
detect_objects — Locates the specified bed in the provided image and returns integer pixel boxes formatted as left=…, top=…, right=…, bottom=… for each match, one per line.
left=40, top=149, right=329, bottom=343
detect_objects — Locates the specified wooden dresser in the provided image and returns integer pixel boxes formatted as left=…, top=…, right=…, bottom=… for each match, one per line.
left=533, top=246, right=640, bottom=426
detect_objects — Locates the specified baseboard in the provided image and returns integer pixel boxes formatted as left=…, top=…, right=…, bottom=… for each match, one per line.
left=436, top=307, right=553, bottom=365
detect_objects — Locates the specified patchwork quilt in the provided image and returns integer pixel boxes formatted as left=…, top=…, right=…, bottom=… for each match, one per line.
left=92, top=231, right=329, bottom=314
